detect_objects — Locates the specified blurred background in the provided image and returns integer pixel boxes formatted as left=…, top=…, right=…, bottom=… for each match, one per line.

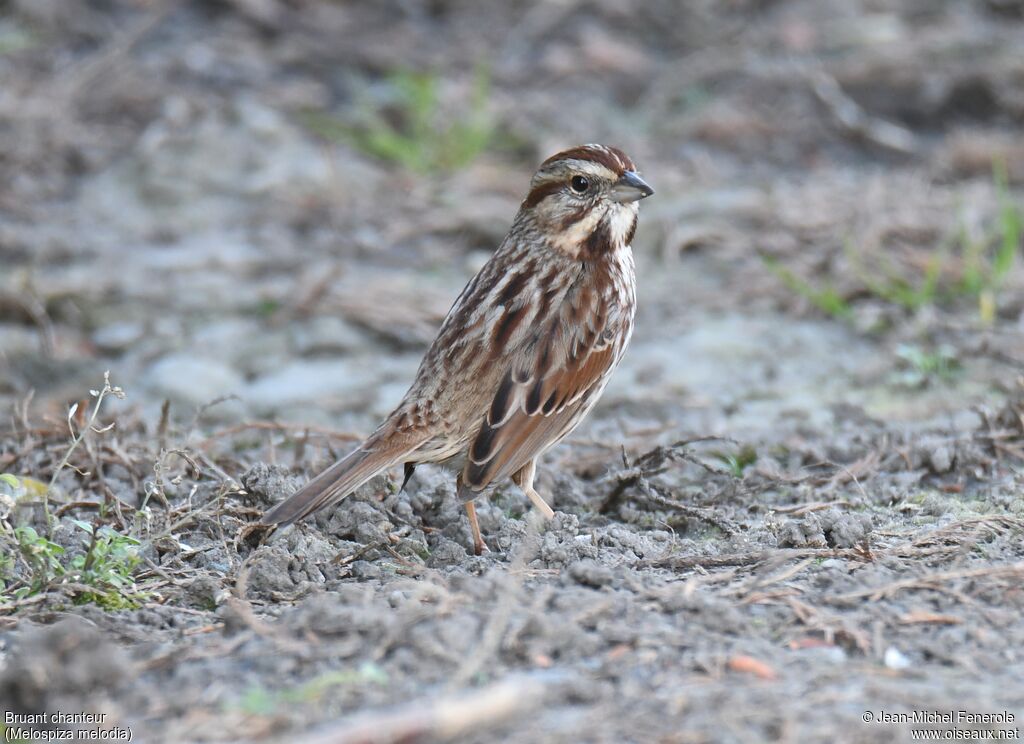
left=0, top=0, right=1021, bottom=442
left=2, top=3, right=1024, bottom=741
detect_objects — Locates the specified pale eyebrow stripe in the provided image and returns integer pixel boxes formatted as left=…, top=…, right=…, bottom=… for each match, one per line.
left=538, top=160, right=617, bottom=183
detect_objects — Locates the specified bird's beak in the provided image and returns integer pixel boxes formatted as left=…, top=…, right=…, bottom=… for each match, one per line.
left=611, top=171, right=654, bottom=203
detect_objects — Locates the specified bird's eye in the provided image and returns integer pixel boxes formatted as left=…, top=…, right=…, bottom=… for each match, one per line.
left=570, top=175, right=590, bottom=194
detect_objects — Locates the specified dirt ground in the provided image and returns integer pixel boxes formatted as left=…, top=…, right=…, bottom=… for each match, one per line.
left=2, top=1, right=1024, bottom=742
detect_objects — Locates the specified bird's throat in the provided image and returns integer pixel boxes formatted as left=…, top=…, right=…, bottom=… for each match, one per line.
left=549, top=204, right=637, bottom=260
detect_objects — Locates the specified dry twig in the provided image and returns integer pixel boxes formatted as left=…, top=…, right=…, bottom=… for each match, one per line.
left=828, top=563, right=1024, bottom=604
left=298, top=676, right=548, bottom=744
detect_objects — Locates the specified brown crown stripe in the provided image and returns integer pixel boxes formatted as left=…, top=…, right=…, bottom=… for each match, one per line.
left=541, top=145, right=635, bottom=176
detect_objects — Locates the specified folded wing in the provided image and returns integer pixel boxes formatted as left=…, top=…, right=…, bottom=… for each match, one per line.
left=461, top=285, right=627, bottom=492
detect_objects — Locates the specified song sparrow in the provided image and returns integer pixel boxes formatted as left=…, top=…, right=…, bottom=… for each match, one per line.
left=262, top=144, right=653, bottom=554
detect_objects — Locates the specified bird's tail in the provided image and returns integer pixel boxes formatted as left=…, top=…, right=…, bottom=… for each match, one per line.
left=260, top=436, right=415, bottom=527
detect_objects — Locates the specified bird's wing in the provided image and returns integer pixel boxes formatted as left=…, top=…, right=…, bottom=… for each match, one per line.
left=461, top=287, right=626, bottom=491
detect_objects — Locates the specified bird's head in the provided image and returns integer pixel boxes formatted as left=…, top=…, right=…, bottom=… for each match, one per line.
left=518, top=144, right=653, bottom=259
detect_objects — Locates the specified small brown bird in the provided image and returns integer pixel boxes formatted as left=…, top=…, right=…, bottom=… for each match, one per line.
left=262, top=144, right=653, bottom=553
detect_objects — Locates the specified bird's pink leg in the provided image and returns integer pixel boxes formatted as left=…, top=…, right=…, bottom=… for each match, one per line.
left=465, top=501, right=486, bottom=555
left=513, top=460, right=555, bottom=519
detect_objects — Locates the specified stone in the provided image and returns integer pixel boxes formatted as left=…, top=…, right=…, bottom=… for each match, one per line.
left=568, top=559, right=614, bottom=588
left=142, top=354, right=244, bottom=408
left=244, top=359, right=376, bottom=412
left=91, top=321, right=144, bottom=353
left=290, top=316, right=367, bottom=357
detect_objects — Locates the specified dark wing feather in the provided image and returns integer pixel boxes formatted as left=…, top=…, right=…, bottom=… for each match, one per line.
left=462, top=293, right=622, bottom=491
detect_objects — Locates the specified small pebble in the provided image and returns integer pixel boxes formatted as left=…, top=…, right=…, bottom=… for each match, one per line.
left=884, top=646, right=912, bottom=670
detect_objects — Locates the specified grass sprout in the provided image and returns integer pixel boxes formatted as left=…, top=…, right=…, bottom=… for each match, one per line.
left=764, top=161, right=1021, bottom=324
left=301, top=67, right=495, bottom=173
